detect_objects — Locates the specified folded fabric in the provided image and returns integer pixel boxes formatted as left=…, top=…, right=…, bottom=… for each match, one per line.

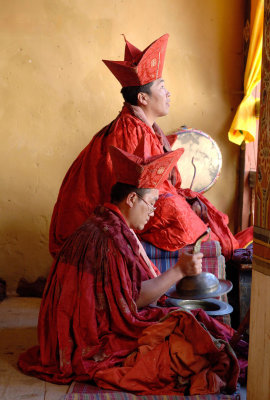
left=234, top=226, right=253, bottom=249
left=94, top=310, right=239, bottom=396
left=232, top=245, right=253, bottom=265
left=142, top=240, right=222, bottom=260
left=141, top=241, right=224, bottom=278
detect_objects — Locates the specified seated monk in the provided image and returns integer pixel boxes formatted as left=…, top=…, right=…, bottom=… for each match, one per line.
left=49, top=33, right=240, bottom=261
left=18, top=142, right=239, bottom=395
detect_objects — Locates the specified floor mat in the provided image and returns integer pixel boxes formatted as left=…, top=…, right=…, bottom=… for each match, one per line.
left=60, top=382, right=241, bottom=400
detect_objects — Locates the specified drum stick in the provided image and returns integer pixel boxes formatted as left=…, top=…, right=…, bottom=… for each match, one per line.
left=193, top=228, right=211, bottom=254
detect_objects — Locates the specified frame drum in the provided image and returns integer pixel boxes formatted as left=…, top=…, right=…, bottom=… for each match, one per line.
left=171, top=127, right=222, bottom=193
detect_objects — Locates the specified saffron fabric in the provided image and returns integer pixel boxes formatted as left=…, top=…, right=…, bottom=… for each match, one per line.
left=228, top=0, right=263, bottom=145
left=49, top=103, right=238, bottom=260
left=18, top=205, right=239, bottom=395
left=94, top=310, right=239, bottom=395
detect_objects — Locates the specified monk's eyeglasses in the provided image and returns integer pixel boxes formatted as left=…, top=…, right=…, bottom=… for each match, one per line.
left=136, top=193, right=157, bottom=214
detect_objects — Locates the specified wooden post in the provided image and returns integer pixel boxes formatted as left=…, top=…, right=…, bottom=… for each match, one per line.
left=247, top=1, right=270, bottom=398
left=247, top=271, right=270, bottom=399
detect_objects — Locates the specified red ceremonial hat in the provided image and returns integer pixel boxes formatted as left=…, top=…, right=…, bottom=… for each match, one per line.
left=103, top=34, right=169, bottom=87
left=109, top=137, right=184, bottom=189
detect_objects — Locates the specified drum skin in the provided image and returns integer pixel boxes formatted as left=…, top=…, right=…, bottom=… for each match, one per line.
left=172, top=127, right=222, bottom=193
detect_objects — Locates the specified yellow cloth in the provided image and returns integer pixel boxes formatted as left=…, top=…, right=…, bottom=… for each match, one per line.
left=228, top=0, right=264, bottom=145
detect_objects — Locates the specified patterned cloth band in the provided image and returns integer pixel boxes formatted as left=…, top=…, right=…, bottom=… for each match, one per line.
left=61, top=382, right=241, bottom=400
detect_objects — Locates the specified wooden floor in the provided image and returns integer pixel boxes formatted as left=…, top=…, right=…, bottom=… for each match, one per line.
left=0, top=296, right=70, bottom=400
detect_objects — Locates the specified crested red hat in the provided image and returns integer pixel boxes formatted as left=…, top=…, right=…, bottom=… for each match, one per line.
left=103, top=34, right=169, bottom=87
left=109, top=137, right=184, bottom=189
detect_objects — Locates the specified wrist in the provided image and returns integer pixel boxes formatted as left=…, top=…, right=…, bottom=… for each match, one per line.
left=172, top=263, right=185, bottom=281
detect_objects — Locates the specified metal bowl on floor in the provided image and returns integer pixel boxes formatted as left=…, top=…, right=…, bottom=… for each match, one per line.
left=166, top=272, right=233, bottom=300
left=166, top=297, right=233, bottom=316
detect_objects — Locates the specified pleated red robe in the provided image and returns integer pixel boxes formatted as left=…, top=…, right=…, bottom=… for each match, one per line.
left=49, top=103, right=239, bottom=259
left=18, top=205, right=239, bottom=394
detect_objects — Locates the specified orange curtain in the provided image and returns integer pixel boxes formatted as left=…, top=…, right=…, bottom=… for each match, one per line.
left=228, top=0, right=264, bottom=145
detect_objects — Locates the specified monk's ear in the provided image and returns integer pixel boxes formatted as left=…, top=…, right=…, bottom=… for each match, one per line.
left=137, top=92, right=149, bottom=106
left=126, top=192, right=137, bottom=208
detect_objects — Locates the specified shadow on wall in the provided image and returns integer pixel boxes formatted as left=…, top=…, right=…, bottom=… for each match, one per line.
left=215, top=114, right=241, bottom=234
left=0, top=210, right=52, bottom=294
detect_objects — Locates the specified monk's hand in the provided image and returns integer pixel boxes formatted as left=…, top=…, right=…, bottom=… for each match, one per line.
left=175, top=251, right=203, bottom=278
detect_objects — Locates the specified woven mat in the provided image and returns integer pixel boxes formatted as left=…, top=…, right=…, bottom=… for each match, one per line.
left=60, top=382, right=241, bottom=400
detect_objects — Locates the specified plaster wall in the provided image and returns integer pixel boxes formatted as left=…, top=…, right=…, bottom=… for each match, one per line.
left=0, top=0, right=244, bottom=291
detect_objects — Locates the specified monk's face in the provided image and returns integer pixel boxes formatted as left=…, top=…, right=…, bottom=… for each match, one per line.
left=130, top=189, right=159, bottom=230
left=146, top=78, right=170, bottom=118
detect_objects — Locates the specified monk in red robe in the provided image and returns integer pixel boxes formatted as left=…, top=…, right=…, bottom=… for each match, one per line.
left=49, top=33, right=239, bottom=260
left=18, top=143, right=239, bottom=395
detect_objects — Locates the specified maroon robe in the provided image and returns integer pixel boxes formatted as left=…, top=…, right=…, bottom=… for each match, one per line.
left=18, top=205, right=239, bottom=394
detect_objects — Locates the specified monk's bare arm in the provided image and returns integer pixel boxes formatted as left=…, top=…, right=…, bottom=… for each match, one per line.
left=136, top=252, right=203, bottom=309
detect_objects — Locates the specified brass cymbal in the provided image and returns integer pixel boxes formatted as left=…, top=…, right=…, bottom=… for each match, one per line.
left=166, top=272, right=233, bottom=300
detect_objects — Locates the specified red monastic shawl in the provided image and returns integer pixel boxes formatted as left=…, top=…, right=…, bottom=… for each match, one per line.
left=49, top=103, right=239, bottom=259
left=19, top=205, right=239, bottom=394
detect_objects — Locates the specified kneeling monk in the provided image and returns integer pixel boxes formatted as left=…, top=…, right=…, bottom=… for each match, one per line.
left=49, top=33, right=240, bottom=260
left=18, top=141, right=239, bottom=395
